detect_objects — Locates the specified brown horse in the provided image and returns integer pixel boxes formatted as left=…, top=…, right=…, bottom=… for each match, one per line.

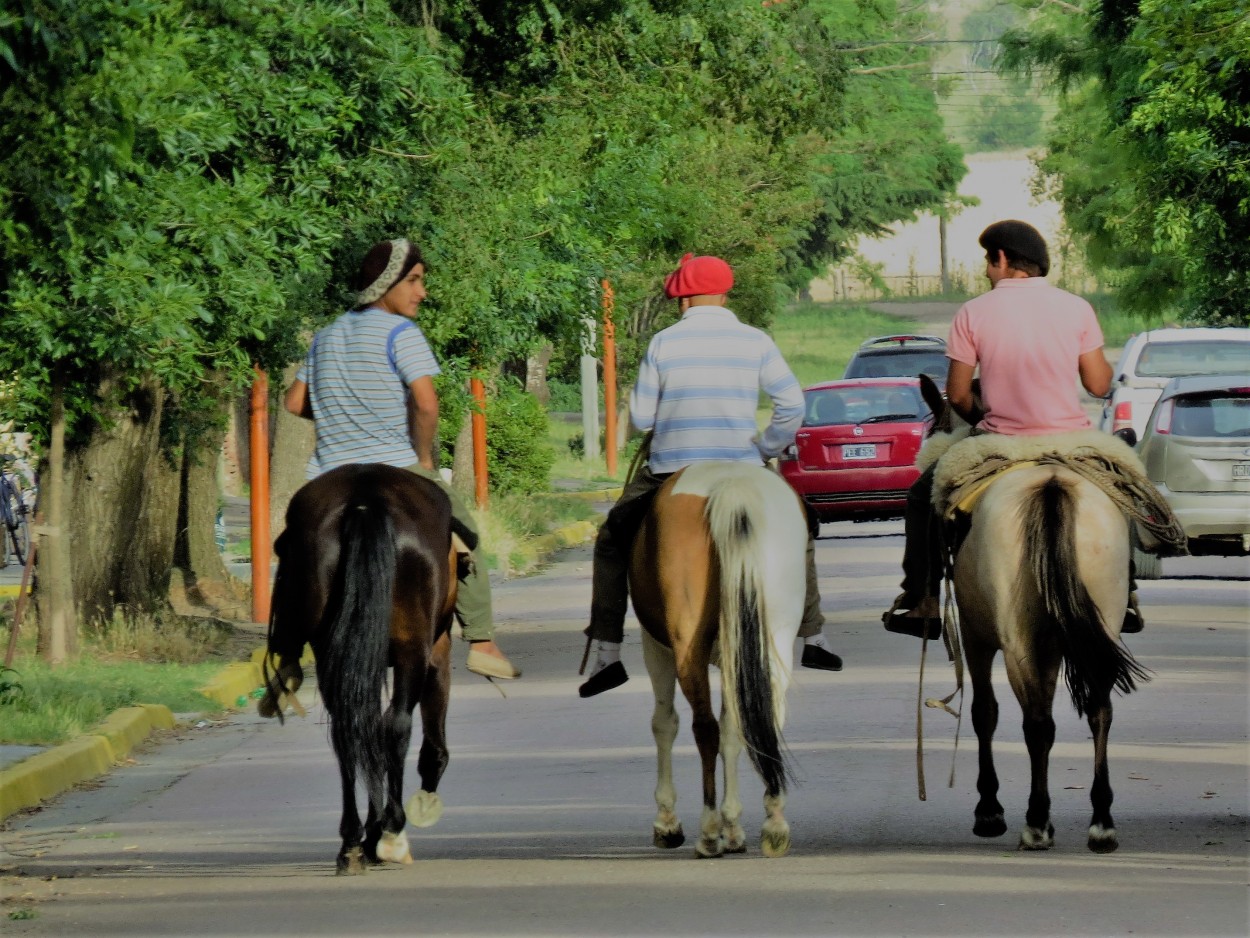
left=629, top=462, right=807, bottom=858
left=263, top=463, right=466, bottom=874
left=919, top=376, right=1150, bottom=852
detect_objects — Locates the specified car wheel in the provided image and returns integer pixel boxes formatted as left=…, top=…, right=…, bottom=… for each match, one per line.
left=1132, top=545, right=1162, bottom=581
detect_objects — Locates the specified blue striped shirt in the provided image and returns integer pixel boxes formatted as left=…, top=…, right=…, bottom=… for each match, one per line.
left=631, top=306, right=804, bottom=474
left=296, top=308, right=441, bottom=478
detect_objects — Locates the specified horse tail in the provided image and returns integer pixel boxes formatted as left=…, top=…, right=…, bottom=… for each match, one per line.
left=706, top=473, right=791, bottom=795
left=1022, top=475, right=1149, bottom=716
left=318, top=484, right=396, bottom=786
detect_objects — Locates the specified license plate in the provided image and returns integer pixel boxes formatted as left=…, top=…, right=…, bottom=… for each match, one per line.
left=1233, top=463, right=1250, bottom=479
left=842, top=444, right=877, bottom=460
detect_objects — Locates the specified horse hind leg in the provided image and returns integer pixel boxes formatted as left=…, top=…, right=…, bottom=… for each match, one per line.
left=968, top=644, right=1007, bottom=839
left=643, top=632, right=684, bottom=849
left=1086, top=692, right=1119, bottom=853
left=718, top=703, right=746, bottom=853
left=760, top=791, right=790, bottom=859
left=1017, top=699, right=1057, bottom=851
left=333, top=735, right=368, bottom=875
left=405, top=629, right=452, bottom=831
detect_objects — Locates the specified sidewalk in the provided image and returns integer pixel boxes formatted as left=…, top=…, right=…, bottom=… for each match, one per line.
left=0, top=484, right=616, bottom=822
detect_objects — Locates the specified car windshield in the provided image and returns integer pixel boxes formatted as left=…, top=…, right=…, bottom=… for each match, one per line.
left=1171, top=392, right=1250, bottom=438
left=845, top=350, right=950, bottom=383
left=1135, top=341, right=1250, bottom=378
left=804, top=386, right=930, bottom=426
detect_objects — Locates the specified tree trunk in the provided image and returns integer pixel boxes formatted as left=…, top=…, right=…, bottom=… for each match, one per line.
left=65, top=379, right=179, bottom=622
left=450, top=406, right=475, bottom=499
left=525, top=343, right=553, bottom=406
left=36, top=368, right=77, bottom=663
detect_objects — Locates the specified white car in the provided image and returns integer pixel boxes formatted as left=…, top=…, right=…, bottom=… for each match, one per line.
left=1100, top=327, right=1250, bottom=439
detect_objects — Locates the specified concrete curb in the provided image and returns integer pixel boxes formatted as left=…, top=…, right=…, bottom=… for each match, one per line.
left=0, top=500, right=608, bottom=824
left=0, top=704, right=174, bottom=822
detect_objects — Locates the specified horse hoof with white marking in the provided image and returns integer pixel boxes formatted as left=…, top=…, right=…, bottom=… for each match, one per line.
left=1087, top=824, right=1119, bottom=853
left=1018, top=824, right=1055, bottom=851
left=406, top=790, right=444, bottom=829
left=375, top=830, right=412, bottom=864
left=761, top=820, right=791, bottom=858
left=336, top=845, right=368, bottom=875
left=653, top=822, right=685, bottom=849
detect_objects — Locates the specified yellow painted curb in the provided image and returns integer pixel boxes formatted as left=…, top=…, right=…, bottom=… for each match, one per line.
left=0, top=583, right=20, bottom=598
left=0, top=704, right=175, bottom=823
left=198, top=660, right=263, bottom=711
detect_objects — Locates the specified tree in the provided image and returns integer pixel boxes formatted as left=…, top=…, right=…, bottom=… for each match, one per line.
left=999, top=0, right=1250, bottom=324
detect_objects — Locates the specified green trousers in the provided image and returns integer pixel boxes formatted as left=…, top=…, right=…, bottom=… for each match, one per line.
left=407, top=465, right=495, bottom=642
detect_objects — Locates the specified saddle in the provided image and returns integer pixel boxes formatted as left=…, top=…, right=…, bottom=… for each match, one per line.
left=923, top=428, right=1187, bottom=555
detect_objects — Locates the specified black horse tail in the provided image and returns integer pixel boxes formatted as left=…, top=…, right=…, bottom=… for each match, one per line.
left=1022, top=475, right=1150, bottom=716
left=318, top=485, right=396, bottom=787
left=706, top=476, right=791, bottom=796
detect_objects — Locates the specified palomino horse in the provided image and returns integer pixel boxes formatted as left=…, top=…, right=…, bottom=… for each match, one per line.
left=263, top=463, right=467, bottom=874
left=629, top=462, right=807, bottom=858
left=918, top=376, right=1150, bottom=852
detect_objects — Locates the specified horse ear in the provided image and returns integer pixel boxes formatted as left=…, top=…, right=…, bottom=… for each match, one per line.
left=919, top=373, right=945, bottom=417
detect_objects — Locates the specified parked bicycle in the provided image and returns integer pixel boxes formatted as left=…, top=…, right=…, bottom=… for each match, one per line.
left=1, top=454, right=32, bottom=568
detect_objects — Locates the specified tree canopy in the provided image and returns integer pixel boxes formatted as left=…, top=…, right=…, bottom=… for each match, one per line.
left=999, top=0, right=1249, bottom=325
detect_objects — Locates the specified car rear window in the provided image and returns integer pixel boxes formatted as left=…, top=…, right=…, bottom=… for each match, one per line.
left=1135, top=341, right=1250, bottom=378
left=805, top=386, right=930, bottom=426
left=845, top=350, right=950, bottom=382
left=1171, top=392, right=1250, bottom=438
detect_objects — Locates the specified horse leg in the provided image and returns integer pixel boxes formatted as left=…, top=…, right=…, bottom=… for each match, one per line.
left=1009, top=661, right=1059, bottom=851
left=406, top=629, right=451, bottom=830
left=717, top=701, right=746, bottom=853
left=372, top=656, right=424, bottom=865
left=1086, top=690, right=1119, bottom=853
left=676, top=658, right=723, bottom=859
left=334, top=739, right=367, bottom=875
left=642, top=631, right=684, bottom=849
left=967, top=642, right=1007, bottom=838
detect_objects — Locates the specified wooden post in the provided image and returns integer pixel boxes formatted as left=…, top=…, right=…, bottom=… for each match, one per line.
left=470, top=377, right=488, bottom=509
left=602, top=279, right=618, bottom=477
left=249, top=366, right=271, bottom=624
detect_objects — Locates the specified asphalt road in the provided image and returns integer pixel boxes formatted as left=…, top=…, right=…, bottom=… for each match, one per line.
left=2, top=524, right=1247, bottom=938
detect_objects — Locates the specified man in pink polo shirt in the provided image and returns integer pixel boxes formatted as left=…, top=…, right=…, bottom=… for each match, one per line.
left=881, top=220, right=1142, bottom=637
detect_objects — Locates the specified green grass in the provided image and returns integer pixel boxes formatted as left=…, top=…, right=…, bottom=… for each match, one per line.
left=772, top=302, right=936, bottom=387
left=0, top=607, right=229, bottom=746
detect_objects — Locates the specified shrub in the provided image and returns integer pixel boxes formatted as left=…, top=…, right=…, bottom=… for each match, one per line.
left=486, top=380, right=554, bottom=494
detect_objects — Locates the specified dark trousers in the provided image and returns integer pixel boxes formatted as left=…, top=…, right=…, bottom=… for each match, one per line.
left=900, top=463, right=943, bottom=600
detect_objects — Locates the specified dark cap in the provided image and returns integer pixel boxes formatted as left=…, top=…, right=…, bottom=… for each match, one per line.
left=978, top=220, right=1050, bottom=277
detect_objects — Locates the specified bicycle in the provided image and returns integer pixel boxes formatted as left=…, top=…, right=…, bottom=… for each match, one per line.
left=0, top=454, right=32, bottom=569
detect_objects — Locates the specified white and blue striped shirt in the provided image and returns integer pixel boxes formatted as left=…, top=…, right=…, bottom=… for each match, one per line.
left=296, top=308, right=441, bottom=478
left=631, top=305, right=803, bottom=474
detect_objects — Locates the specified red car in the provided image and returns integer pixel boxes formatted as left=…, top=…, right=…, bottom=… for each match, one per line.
left=779, top=377, right=932, bottom=523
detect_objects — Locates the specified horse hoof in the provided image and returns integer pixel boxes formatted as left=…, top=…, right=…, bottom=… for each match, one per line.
left=1088, top=825, right=1119, bottom=854
left=761, top=827, right=791, bottom=858
left=653, top=826, right=685, bottom=849
left=1018, top=825, right=1055, bottom=851
left=336, top=846, right=368, bottom=875
left=695, top=835, right=725, bottom=858
left=376, top=830, right=412, bottom=864
left=406, top=790, right=444, bottom=829
left=723, top=822, right=747, bottom=854
left=973, top=815, right=1008, bottom=838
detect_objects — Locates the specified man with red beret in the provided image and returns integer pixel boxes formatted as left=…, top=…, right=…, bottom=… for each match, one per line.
left=578, top=253, right=844, bottom=698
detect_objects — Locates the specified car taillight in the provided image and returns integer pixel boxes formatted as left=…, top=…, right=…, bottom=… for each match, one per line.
left=1111, top=400, right=1133, bottom=432
left=1153, top=400, right=1173, bottom=435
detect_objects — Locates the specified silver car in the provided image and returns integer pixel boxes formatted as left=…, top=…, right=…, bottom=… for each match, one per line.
left=1135, top=374, right=1250, bottom=576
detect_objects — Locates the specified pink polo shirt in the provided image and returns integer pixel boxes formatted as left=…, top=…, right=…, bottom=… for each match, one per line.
left=947, top=278, right=1104, bottom=436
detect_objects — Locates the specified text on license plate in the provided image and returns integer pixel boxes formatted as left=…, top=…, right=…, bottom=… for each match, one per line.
left=1233, top=463, right=1250, bottom=479
left=842, top=444, right=877, bottom=460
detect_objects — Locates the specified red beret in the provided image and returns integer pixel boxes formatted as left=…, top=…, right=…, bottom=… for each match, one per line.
left=663, top=253, right=734, bottom=299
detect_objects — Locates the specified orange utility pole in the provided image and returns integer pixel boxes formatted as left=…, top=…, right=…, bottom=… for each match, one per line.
left=470, top=377, right=488, bottom=509
left=602, top=279, right=618, bottom=477
left=249, top=366, right=271, bottom=624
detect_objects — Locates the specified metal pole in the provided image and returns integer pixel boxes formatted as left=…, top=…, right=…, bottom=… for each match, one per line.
left=470, top=377, right=488, bottom=509
left=249, top=366, right=271, bottom=624
left=602, top=279, right=618, bottom=477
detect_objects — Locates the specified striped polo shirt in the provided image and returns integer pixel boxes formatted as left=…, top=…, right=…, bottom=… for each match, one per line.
left=631, top=305, right=804, bottom=474
left=296, top=307, right=441, bottom=478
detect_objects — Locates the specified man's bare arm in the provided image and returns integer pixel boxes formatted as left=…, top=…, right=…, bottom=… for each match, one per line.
left=945, top=360, right=980, bottom=424
left=408, top=376, right=440, bottom=470
left=1078, top=348, right=1113, bottom=399
left=284, top=379, right=313, bottom=419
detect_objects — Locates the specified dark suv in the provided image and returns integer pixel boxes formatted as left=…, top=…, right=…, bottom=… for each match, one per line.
left=843, top=335, right=949, bottom=388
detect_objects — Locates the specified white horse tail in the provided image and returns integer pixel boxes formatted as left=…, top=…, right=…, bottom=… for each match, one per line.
left=705, top=468, right=793, bottom=797
left=1021, top=475, right=1150, bottom=716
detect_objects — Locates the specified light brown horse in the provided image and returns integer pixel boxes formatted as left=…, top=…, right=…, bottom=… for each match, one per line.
left=920, top=376, right=1149, bottom=852
left=629, top=462, right=807, bottom=858
left=263, top=464, right=466, bottom=874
